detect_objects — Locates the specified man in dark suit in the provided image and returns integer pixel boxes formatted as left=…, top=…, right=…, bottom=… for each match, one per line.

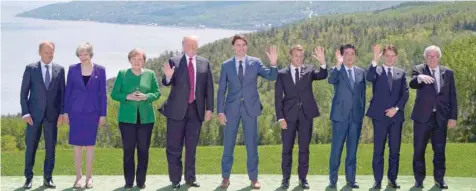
left=20, top=41, right=65, bottom=189
left=366, top=45, right=409, bottom=189
left=410, top=45, right=457, bottom=189
left=275, top=45, right=327, bottom=189
left=327, top=44, right=366, bottom=189
left=159, top=36, right=214, bottom=189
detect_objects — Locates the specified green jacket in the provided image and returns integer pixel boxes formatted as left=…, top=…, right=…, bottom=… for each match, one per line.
left=111, top=68, right=161, bottom=124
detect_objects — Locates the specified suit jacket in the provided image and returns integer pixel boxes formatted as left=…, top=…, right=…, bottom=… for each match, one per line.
left=20, top=61, right=65, bottom=123
left=275, top=64, right=328, bottom=122
left=409, top=64, right=457, bottom=124
left=63, top=63, right=107, bottom=116
left=158, top=55, right=214, bottom=122
left=328, top=65, right=366, bottom=122
left=366, top=65, right=409, bottom=122
left=217, top=55, right=277, bottom=117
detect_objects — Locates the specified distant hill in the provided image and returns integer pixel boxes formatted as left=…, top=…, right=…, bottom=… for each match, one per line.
left=17, top=1, right=404, bottom=30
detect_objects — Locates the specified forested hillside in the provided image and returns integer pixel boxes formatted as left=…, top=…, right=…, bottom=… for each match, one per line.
left=3, top=2, right=476, bottom=150
left=17, top=1, right=403, bottom=30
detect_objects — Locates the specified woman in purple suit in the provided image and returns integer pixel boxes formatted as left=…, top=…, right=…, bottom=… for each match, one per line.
left=63, top=42, right=107, bottom=189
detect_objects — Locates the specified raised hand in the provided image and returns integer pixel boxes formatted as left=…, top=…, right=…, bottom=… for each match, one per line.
left=373, top=44, right=382, bottom=63
left=312, top=46, right=326, bottom=65
left=266, top=46, right=278, bottom=66
left=335, top=49, right=343, bottom=68
left=163, top=62, right=175, bottom=79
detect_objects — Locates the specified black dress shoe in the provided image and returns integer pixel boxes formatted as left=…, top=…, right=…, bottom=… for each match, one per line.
left=281, top=179, right=289, bottom=189
left=373, top=182, right=382, bottom=189
left=299, top=179, right=310, bottom=189
left=43, top=179, right=56, bottom=188
left=124, top=184, right=133, bottom=189
left=171, top=182, right=181, bottom=189
left=436, top=181, right=448, bottom=189
left=414, top=182, right=424, bottom=188
left=23, top=179, right=32, bottom=189
left=346, top=182, right=359, bottom=188
left=186, top=181, right=200, bottom=187
left=388, top=181, right=401, bottom=189
left=328, top=183, right=337, bottom=189
left=137, top=184, right=146, bottom=189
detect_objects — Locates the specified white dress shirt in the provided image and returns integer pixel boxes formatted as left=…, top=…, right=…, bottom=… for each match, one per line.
left=290, top=64, right=301, bottom=84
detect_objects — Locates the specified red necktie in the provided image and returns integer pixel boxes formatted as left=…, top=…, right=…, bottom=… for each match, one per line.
left=188, top=57, right=195, bottom=103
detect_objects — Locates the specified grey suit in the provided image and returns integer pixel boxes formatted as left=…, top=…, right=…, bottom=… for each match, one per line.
left=20, top=61, right=65, bottom=180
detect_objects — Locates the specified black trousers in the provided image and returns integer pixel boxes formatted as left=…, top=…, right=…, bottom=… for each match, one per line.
left=281, top=109, right=313, bottom=181
left=413, top=112, right=447, bottom=183
left=119, top=120, right=154, bottom=186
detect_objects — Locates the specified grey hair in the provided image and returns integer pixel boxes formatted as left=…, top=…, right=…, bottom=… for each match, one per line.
left=76, top=42, right=94, bottom=58
left=423, top=45, right=442, bottom=58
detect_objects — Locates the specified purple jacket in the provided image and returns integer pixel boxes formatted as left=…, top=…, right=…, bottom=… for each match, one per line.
left=64, top=63, right=107, bottom=116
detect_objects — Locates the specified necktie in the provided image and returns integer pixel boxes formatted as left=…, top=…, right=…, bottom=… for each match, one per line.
left=45, top=65, right=51, bottom=89
left=347, top=69, right=354, bottom=89
left=188, top=57, right=195, bottom=103
left=387, top=68, right=393, bottom=90
left=294, top=68, right=299, bottom=85
left=431, top=69, right=439, bottom=93
left=238, top=60, right=244, bottom=84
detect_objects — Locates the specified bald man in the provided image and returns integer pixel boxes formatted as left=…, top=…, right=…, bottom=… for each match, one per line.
left=159, top=36, right=214, bottom=189
left=20, top=41, right=65, bottom=189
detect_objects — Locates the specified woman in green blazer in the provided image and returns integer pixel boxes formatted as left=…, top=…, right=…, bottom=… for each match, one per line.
left=111, top=48, right=160, bottom=189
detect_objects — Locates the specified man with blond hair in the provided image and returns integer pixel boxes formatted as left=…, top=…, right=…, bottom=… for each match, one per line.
left=160, top=35, right=214, bottom=189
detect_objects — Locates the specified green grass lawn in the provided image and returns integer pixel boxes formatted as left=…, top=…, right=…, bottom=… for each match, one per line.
left=2, top=144, right=475, bottom=177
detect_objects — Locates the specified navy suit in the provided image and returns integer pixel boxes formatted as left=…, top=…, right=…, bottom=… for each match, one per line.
left=409, top=64, right=457, bottom=184
left=275, top=64, right=327, bottom=181
left=328, top=64, right=366, bottom=185
left=159, top=54, right=214, bottom=184
left=217, top=55, right=277, bottom=181
left=366, top=64, right=409, bottom=184
left=20, top=61, right=65, bottom=180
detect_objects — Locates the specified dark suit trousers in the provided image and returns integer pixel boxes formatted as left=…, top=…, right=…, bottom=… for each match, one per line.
left=24, top=117, right=57, bottom=180
left=413, top=112, right=447, bottom=183
left=372, top=119, right=403, bottom=183
left=119, top=121, right=154, bottom=186
left=329, top=114, right=362, bottom=185
left=281, top=109, right=312, bottom=181
left=166, top=101, right=202, bottom=183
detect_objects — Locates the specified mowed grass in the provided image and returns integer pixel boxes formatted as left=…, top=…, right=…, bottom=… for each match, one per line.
left=2, top=144, right=475, bottom=177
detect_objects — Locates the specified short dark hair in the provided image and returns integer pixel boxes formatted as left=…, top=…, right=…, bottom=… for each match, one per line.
left=339, top=44, right=357, bottom=55
left=232, top=34, right=248, bottom=45
left=383, top=45, right=398, bottom=55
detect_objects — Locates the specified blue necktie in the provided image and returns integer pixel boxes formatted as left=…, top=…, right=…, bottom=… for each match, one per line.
left=347, top=69, right=354, bottom=89
left=45, top=65, right=51, bottom=89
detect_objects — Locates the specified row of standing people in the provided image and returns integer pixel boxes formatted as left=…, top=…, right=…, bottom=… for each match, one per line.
left=19, top=34, right=457, bottom=190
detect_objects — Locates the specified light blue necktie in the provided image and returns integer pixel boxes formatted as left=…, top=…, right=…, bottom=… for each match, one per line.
left=45, top=65, right=51, bottom=89
left=347, top=69, right=354, bottom=89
